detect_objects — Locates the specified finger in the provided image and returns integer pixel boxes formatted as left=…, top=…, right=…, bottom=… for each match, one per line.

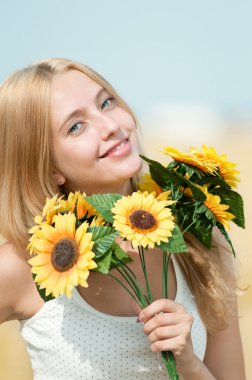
left=148, top=324, right=180, bottom=344
left=138, top=299, right=185, bottom=322
left=150, top=335, right=188, bottom=354
left=143, top=311, right=188, bottom=335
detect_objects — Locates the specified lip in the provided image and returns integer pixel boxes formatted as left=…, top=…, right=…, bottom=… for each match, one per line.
left=99, top=138, right=129, bottom=158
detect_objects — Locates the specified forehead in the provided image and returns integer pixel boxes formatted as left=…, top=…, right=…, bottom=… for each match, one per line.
left=51, top=69, right=103, bottom=102
left=50, top=70, right=104, bottom=126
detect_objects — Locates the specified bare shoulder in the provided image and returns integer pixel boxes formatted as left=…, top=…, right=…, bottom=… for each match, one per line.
left=0, top=242, right=44, bottom=323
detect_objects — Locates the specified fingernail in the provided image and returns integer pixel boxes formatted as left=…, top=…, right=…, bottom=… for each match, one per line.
left=138, top=313, right=145, bottom=322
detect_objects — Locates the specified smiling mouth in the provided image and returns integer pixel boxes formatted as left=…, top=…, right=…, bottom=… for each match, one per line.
left=100, top=139, right=128, bottom=158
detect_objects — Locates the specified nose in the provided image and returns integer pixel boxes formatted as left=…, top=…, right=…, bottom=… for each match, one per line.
left=94, top=112, right=120, bottom=140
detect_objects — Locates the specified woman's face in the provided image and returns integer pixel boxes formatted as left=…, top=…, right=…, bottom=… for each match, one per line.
left=51, top=70, right=142, bottom=195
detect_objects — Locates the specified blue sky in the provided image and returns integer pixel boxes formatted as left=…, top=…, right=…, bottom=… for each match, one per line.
left=0, top=0, right=251, bottom=120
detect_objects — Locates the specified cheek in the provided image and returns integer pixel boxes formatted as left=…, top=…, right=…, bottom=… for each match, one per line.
left=116, top=109, right=136, bottom=132
left=53, top=139, right=97, bottom=171
left=126, top=117, right=136, bottom=133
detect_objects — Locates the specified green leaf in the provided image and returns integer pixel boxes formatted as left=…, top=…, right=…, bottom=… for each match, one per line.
left=216, top=222, right=236, bottom=256
left=196, top=176, right=231, bottom=189
left=170, top=170, right=206, bottom=202
left=158, top=224, right=188, bottom=253
left=172, top=200, right=195, bottom=226
left=112, top=243, right=132, bottom=265
left=213, top=188, right=245, bottom=228
left=204, top=208, right=216, bottom=222
left=32, top=273, right=54, bottom=302
left=140, top=155, right=206, bottom=203
left=174, top=162, right=205, bottom=179
left=86, top=193, right=122, bottom=223
left=188, top=218, right=214, bottom=248
left=93, top=250, right=112, bottom=274
left=139, top=155, right=175, bottom=190
left=193, top=203, right=216, bottom=223
left=194, top=203, right=208, bottom=214
left=88, top=226, right=119, bottom=258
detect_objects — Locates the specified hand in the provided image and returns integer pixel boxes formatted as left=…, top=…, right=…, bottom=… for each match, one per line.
left=138, top=299, right=198, bottom=374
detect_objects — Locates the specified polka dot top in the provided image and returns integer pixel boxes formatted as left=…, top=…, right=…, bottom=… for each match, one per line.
left=20, top=257, right=207, bottom=380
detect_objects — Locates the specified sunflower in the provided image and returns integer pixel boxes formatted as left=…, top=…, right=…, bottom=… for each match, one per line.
left=28, top=213, right=97, bottom=298
left=66, top=191, right=100, bottom=220
left=111, top=191, right=175, bottom=249
left=162, top=146, right=217, bottom=174
left=199, top=185, right=235, bottom=230
left=138, top=173, right=163, bottom=196
left=90, top=214, right=105, bottom=227
left=34, top=194, right=66, bottom=226
left=190, top=145, right=240, bottom=187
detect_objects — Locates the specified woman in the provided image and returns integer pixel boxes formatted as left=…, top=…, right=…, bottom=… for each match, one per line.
left=0, top=58, right=246, bottom=379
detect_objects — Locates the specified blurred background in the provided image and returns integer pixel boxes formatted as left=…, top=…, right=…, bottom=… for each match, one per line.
left=0, top=1, right=251, bottom=379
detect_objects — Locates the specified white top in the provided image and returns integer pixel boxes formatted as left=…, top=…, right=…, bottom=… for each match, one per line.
left=20, top=258, right=207, bottom=380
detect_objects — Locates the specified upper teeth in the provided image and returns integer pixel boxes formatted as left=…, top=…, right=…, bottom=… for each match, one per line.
left=109, top=140, right=126, bottom=154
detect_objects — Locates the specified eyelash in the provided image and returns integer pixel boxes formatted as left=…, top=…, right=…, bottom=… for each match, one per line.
left=101, top=96, right=115, bottom=110
left=67, top=122, right=83, bottom=135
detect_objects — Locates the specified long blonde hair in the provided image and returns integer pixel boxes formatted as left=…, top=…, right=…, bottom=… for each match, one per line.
left=178, top=230, right=238, bottom=333
left=0, top=58, right=237, bottom=332
left=0, top=58, right=137, bottom=248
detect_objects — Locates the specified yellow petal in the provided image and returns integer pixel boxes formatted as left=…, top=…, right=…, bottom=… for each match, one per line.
left=41, top=224, right=61, bottom=244
left=156, top=191, right=171, bottom=201
left=54, top=213, right=76, bottom=239
left=40, top=271, right=61, bottom=296
left=34, top=216, right=43, bottom=225
left=78, top=232, right=93, bottom=254
left=67, top=266, right=79, bottom=286
left=75, top=221, right=88, bottom=245
left=56, top=273, right=68, bottom=296
left=52, top=272, right=68, bottom=298
left=65, top=281, right=74, bottom=298
left=87, top=260, right=97, bottom=270
left=28, top=254, right=50, bottom=266
left=78, top=278, right=88, bottom=287
left=30, top=238, right=53, bottom=254
left=31, top=262, right=53, bottom=275
left=77, top=256, right=88, bottom=269
left=34, top=266, right=54, bottom=283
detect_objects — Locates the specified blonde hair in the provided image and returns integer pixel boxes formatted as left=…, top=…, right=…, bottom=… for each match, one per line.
left=0, top=58, right=237, bottom=333
left=178, top=230, right=238, bottom=333
left=0, top=58, right=138, bottom=248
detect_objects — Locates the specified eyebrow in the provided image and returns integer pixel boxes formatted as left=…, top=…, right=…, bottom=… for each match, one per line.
left=59, top=87, right=108, bottom=131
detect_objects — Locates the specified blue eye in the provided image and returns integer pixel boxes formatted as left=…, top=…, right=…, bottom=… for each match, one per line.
left=101, top=97, right=115, bottom=110
left=68, top=122, right=82, bottom=135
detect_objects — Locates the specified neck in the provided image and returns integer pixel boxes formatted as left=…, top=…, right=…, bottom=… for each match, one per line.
left=88, top=178, right=136, bottom=196
left=116, top=178, right=136, bottom=195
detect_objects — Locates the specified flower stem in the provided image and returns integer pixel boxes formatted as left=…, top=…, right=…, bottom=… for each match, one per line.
left=161, top=252, right=180, bottom=379
left=162, top=251, right=172, bottom=299
left=138, top=246, right=154, bottom=304
left=108, top=272, right=143, bottom=308
left=161, top=351, right=179, bottom=380
left=111, top=257, right=148, bottom=307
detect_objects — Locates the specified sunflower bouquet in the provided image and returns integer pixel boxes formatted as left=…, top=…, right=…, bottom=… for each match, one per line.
left=28, top=145, right=245, bottom=380
left=28, top=191, right=184, bottom=379
left=139, top=145, right=245, bottom=255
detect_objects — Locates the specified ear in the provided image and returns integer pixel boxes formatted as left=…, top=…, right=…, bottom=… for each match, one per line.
left=53, top=169, right=66, bottom=186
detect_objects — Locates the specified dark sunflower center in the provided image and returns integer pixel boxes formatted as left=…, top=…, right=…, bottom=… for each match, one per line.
left=129, top=210, right=157, bottom=231
left=51, top=238, right=78, bottom=272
